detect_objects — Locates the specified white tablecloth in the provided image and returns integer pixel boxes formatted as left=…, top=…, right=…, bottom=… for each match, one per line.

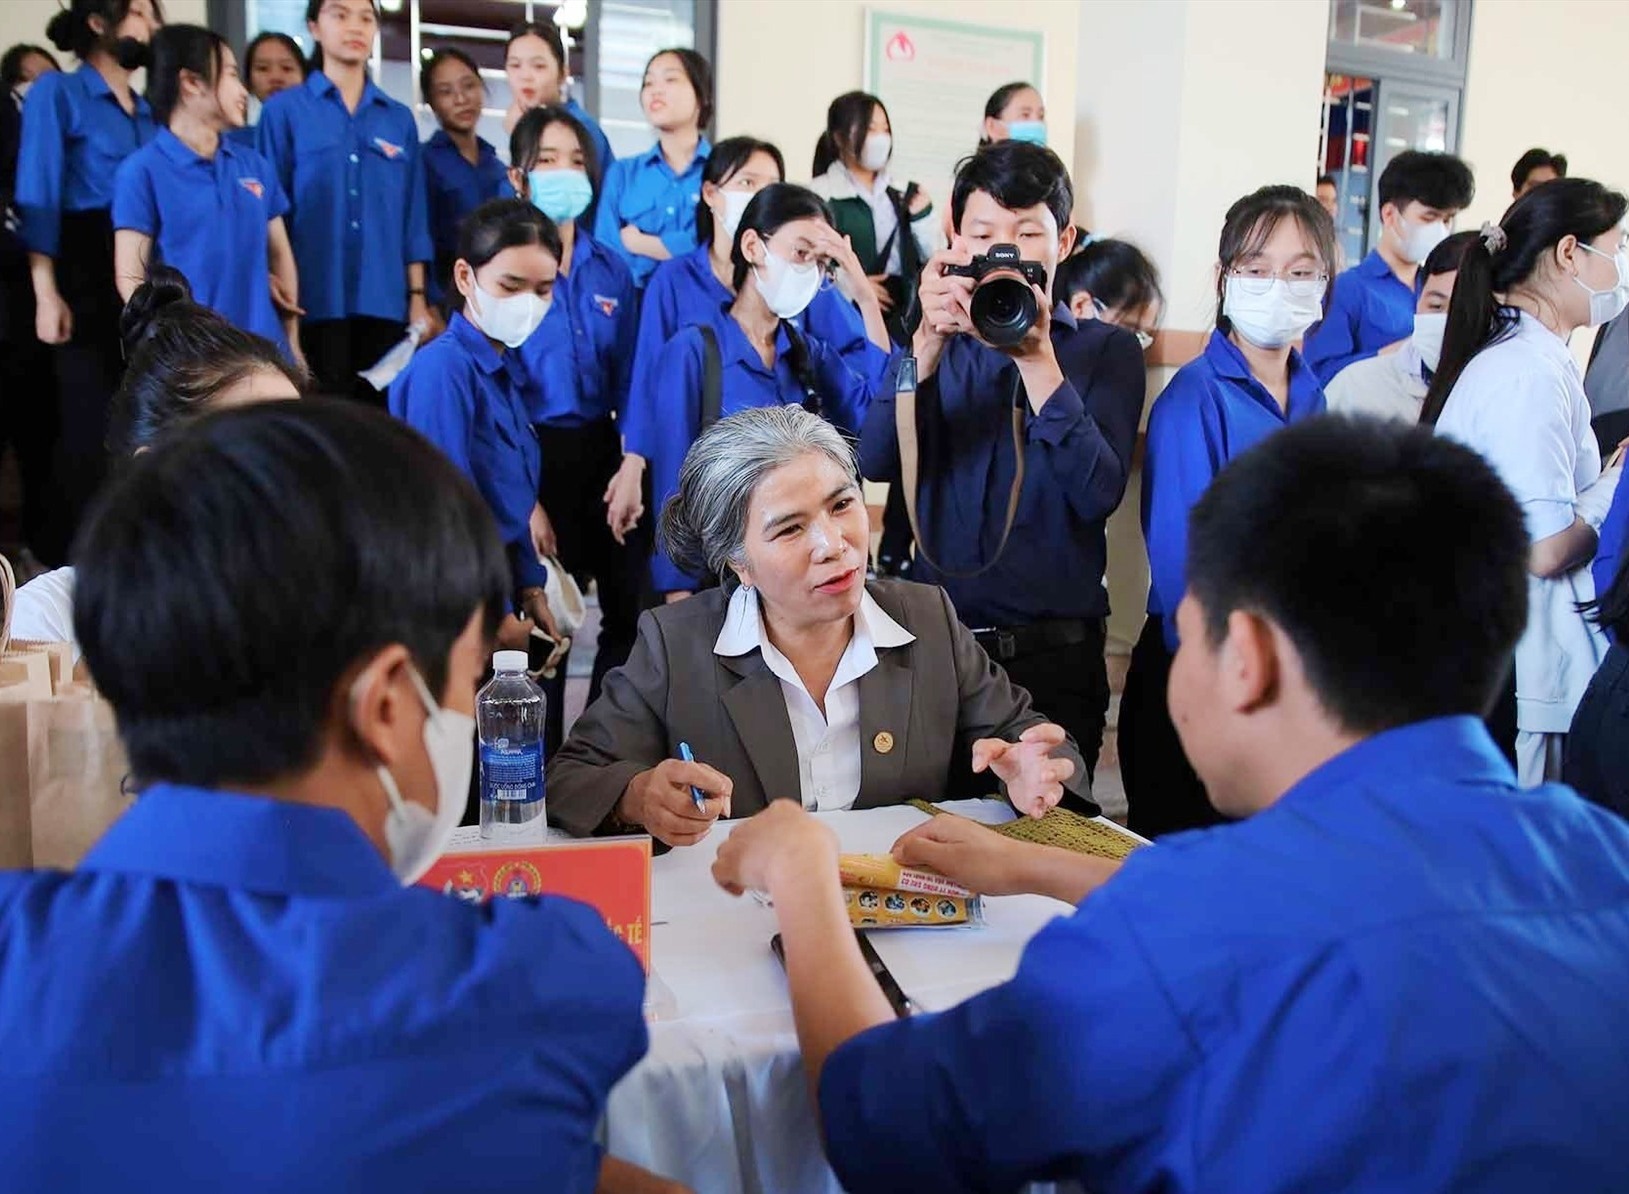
left=605, top=800, right=1079, bottom=1194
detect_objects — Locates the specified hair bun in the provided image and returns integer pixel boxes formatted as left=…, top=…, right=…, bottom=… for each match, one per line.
left=44, top=10, right=77, bottom=53
left=656, top=492, right=708, bottom=579
left=119, top=265, right=195, bottom=354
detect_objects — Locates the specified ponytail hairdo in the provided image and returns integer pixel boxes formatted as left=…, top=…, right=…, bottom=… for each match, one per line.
left=147, top=24, right=226, bottom=127
left=812, top=91, right=882, bottom=178
left=1212, top=184, right=1338, bottom=332
left=979, top=81, right=1034, bottom=147
left=695, top=136, right=785, bottom=247
left=1421, top=177, right=1629, bottom=426
left=452, top=198, right=562, bottom=314
left=731, top=183, right=835, bottom=408
left=1053, top=237, right=1164, bottom=317
left=48, top=0, right=162, bottom=64
left=111, top=266, right=305, bottom=457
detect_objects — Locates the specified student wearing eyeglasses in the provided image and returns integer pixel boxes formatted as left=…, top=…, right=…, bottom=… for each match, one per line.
left=1122, top=185, right=1333, bottom=840
left=1052, top=236, right=1163, bottom=352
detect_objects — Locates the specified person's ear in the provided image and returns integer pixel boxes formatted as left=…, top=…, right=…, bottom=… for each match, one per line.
left=1056, top=221, right=1078, bottom=261
left=1379, top=200, right=1400, bottom=232
left=343, top=644, right=422, bottom=771
left=730, top=562, right=753, bottom=590
left=508, top=165, right=526, bottom=200
left=740, top=228, right=766, bottom=268
left=88, top=14, right=107, bottom=39
left=1554, top=233, right=1581, bottom=276
left=1216, top=609, right=1279, bottom=716
left=1069, top=291, right=1096, bottom=321
left=453, top=258, right=477, bottom=305
left=981, top=116, right=1003, bottom=143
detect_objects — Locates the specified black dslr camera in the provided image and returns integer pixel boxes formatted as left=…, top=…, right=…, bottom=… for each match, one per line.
left=943, top=243, right=1049, bottom=347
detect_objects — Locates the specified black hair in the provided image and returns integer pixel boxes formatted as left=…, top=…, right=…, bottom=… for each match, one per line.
left=1512, top=147, right=1568, bottom=194
left=643, top=47, right=712, bottom=131
left=950, top=141, right=1074, bottom=238
left=509, top=104, right=598, bottom=186
left=47, top=0, right=163, bottom=60
left=1593, top=547, right=1629, bottom=644
left=695, top=135, right=785, bottom=247
left=1377, top=150, right=1475, bottom=214
left=147, top=24, right=226, bottom=127
left=730, top=182, right=833, bottom=292
left=504, top=20, right=565, bottom=71
left=1187, top=415, right=1529, bottom=733
left=1421, top=177, right=1629, bottom=425
left=0, top=43, right=61, bottom=92
left=419, top=46, right=481, bottom=111
left=978, top=81, right=1039, bottom=146
left=452, top=198, right=562, bottom=314
left=74, top=399, right=511, bottom=790
left=813, top=90, right=885, bottom=177
left=1315, top=173, right=1336, bottom=190
left=243, top=31, right=308, bottom=85
left=1212, top=185, right=1338, bottom=328
left=304, top=0, right=381, bottom=72
left=1053, top=238, right=1163, bottom=316
left=110, top=266, right=305, bottom=457
left=1417, top=229, right=1479, bottom=293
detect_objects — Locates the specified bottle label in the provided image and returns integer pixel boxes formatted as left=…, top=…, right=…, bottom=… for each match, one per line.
left=480, top=743, right=544, bottom=804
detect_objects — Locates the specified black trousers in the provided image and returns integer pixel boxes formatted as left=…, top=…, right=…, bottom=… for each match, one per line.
left=533, top=419, right=650, bottom=753
left=1121, top=617, right=1225, bottom=839
left=988, top=620, right=1110, bottom=816
left=301, top=316, right=406, bottom=407
left=0, top=245, right=62, bottom=563
left=48, top=210, right=123, bottom=555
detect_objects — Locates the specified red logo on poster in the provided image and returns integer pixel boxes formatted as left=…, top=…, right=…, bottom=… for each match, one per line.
left=885, top=31, right=915, bottom=62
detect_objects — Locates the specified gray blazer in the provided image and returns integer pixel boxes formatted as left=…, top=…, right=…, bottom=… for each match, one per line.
left=547, top=579, right=1094, bottom=837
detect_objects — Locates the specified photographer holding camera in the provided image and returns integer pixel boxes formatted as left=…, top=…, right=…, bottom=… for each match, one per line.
left=858, top=143, right=1146, bottom=804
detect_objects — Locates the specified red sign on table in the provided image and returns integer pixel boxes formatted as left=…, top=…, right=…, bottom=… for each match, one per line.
left=418, top=837, right=652, bottom=971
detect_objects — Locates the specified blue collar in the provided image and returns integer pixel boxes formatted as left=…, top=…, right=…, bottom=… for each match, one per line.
left=718, top=307, right=793, bottom=374
left=448, top=310, right=505, bottom=376
left=1202, top=326, right=1317, bottom=391
left=76, top=63, right=150, bottom=116
left=680, top=243, right=732, bottom=298
left=1357, top=249, right=1399, bottom=280
left=1274, top=717, right=1514, bottom=815
left=152, top=127, right=237, bottom=166
left=82, top=783, right=398, bottom=898
left=633, top=135, right=711, bottom=174
left=309, top=70, right=386, bottom=111
left=427, top=128, right=494, bottom=160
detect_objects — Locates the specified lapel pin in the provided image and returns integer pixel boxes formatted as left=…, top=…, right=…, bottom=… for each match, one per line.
left=873, top=731, right=895, bottom=755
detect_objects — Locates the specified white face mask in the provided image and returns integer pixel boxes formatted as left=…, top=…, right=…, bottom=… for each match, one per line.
left=1575, top=243, right=1629, bottom=327
left=355, top=665, right=474, bottom=886
left=245, top=93, right=262, bottom=125
left=1397, top=215, right=1451, bottom=265
left=467, top=282, right=549, bottom=348
left=718, top=188, right=754, bottom=241
left=1411, top=310, right=1448, bottom=372
left=754, top=247, right=823, bottom=319
left=1223, top=276, right=1325, bottom=349
left=859, top=133, right=891, bottom=173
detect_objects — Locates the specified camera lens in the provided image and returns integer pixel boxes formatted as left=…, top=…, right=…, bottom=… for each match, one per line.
left=969, top=275, right=1038, bottom=347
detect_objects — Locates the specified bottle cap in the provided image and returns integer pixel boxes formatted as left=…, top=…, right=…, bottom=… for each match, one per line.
left=492, top=650, right=528, bottom=673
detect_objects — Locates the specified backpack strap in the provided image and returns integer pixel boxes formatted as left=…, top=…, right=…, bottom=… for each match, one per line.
left=698, top=324, right=723, bottom=430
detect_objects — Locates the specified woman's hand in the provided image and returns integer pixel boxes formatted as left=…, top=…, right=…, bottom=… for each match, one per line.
left=518, top=585, right=562, bottom=642
left=907, top=185, right=933, bottom=217
left=603, top=456, right=645, bottom=544
left=495, top=613, right=533, bottom=651
left=712, top=800, right=838, bottom=896
left=889, top=815, right=1035, bottom=896
left=621, top=225, right=671, bottom=262
left=269, top=274, right=305, bottom=318
left=972, top=723, right=1075, bottom=819
left=529, top=502, right=558, bottom=561
left=617, top=758, right=733, bottom=847
left=409, top=293, right=443, bottom=343
left=35, top=290, right=71, bottom=345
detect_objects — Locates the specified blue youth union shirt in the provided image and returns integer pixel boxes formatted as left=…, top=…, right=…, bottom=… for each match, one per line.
left=422, top=129, right=510, bottom=302
left=1142, top=329, right=1325, bottom=648
left=517, top=227, right=637, bottom=426
left=389, top=311, right=548, bottom=591
left=1303, top=249, right=1416, bottom=383
left=15, top=65, right=154, bottom=256
left=112, top=129, right=292, bottom=352
left=0, top=784, right=647, bottom=1193
left=592, top=137, right=709, bottom=287
left=819, top=717, right=1629, bottom=1194
left=257, top=72, right=433, bottom=324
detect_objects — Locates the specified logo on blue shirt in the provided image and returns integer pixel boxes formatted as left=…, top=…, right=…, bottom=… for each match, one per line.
left=239, top=177, right=265, bottom=200
left=372, top=137, right=404, bottom=160
left=593, top=293, right=620, bottom=317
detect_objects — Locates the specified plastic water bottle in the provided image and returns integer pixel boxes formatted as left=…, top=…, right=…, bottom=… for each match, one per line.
left=478, top=650, right=547, bottom=842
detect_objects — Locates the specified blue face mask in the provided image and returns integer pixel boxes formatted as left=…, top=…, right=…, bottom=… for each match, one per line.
left=527, top=169, right=593, bottom=223
left=1005, top=120, right=1047, bottom=146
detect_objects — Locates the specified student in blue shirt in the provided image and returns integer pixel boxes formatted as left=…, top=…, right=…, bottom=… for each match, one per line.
left=0, top=398, right=668, bottom=1193
left=858, top=142, right=1146, bottom=806
left=258, top=0, right=436, bottom=406
left=226, top=30, right=306, bottom=151
left=1123, top=185, right=1332, bottom=839
left=502, top=21, right=613, bottom=226
left=421, top=48, right=509, bottom=306
left=17, top=0, right=160, bottom=550
left=505, top=105, right=639, bottom=745
left=715, top=415, right=1629, bottom=1194
left=593, top=47, right=711, bottom=288
left=616, top=135, right=877, bottom=540
left=112, top=26, right=301, bottom=363
left=626, top=183, right=893, bottom=597
left=1052, top=235, right=1164, bottom=348
left=1304, top=150, right=1473, bottom=382
left=390, top=198, right=562, bottom=650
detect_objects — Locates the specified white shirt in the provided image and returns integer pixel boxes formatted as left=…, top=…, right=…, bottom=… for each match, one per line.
left=808, top=162, right=946, bottom=278
left=1326, top=342, right=1429, bottom=424
left=713, top=585, right=915, bottom=811
left=1436, top=311, right=1618, bottom=733
left=8, top=566, right=78, bottom=666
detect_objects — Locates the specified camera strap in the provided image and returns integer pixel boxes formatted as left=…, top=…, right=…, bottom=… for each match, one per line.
left=894, top=356, right=1025, bottom=579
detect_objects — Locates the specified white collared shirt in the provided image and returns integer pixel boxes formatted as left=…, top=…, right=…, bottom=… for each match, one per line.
left=714, top=585, right=915, bottom=811
left=1326, top=342, right=1429, bottom=424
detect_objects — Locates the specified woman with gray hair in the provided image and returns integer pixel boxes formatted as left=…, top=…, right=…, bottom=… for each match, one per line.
left=548, top=405, right=1093, bottom=847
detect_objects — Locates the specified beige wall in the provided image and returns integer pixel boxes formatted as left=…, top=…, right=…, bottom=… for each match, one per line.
left=714, top=0, right=1078, bottom=189
left=0, top=0, right=209, bottom=53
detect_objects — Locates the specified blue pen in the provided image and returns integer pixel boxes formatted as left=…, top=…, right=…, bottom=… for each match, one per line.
left=678, top=741, right=707, bottom=811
